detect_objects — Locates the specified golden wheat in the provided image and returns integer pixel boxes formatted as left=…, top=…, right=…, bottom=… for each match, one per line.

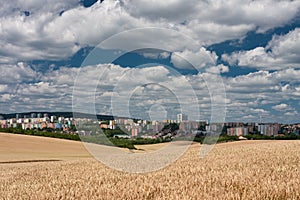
left=0, top=136, right=299, bottom=199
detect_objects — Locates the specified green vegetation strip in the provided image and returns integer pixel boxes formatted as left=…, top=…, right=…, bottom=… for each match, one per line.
left=0, top=128, right=80, bottom=141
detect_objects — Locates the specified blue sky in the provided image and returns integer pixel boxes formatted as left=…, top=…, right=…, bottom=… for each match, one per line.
left=1, top=0, right=300, bottom=123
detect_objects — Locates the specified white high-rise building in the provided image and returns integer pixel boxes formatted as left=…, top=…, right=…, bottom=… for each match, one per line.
left=50, top=116, right=56, bottom=123
left=177, top=113, right=188, bottom=123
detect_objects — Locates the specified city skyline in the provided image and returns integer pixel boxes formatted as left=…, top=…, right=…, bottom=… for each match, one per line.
left=0, top=111, right=299, bottom=125
left=1, top=111, right=299, bottom=139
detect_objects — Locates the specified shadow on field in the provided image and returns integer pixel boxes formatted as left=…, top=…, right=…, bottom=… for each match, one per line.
left=0, top=159, right=61, bottom=164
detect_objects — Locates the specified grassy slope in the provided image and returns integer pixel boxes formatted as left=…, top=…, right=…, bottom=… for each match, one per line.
left=0, top=132, right=91, bottom=162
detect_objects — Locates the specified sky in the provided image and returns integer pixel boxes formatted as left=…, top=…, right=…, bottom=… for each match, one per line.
left=0, top=0, right=300, bottom=123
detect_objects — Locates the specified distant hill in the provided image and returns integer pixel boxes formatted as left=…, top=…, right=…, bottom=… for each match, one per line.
left=0, top=112, right=115, bottom=121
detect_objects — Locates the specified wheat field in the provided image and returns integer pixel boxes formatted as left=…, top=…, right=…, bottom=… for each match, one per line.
left=0, top=132, right=299, bottom=199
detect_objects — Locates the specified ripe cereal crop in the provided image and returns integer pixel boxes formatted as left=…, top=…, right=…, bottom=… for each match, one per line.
left=0, top=133, right=299, bottom=199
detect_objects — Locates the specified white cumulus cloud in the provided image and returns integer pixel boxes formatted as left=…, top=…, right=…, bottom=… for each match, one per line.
left=222, top=28, right=300, bottom=70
